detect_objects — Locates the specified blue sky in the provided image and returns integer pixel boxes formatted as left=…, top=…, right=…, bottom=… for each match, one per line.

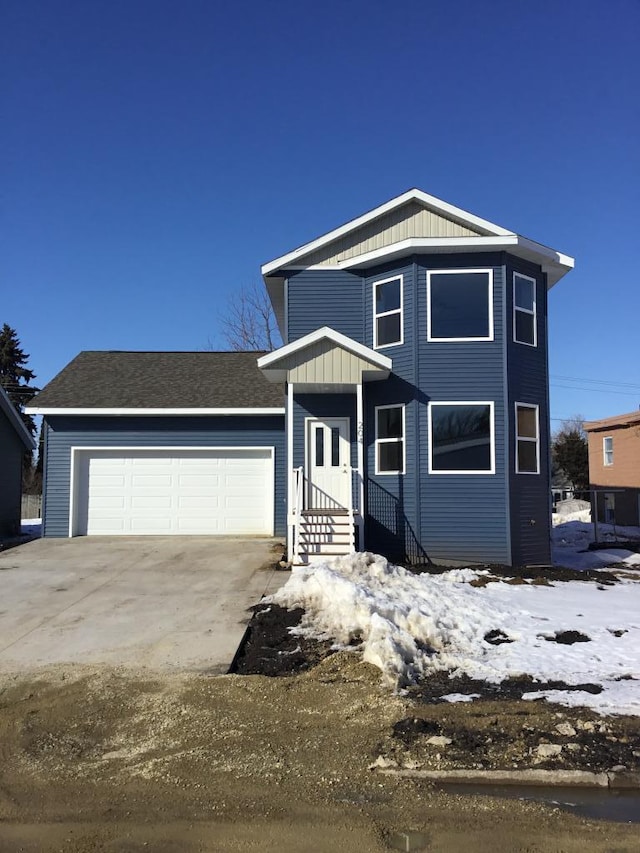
left=3, top=0, right=639, bottom=424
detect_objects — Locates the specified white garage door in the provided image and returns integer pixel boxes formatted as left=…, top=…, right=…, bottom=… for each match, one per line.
left=72, top=448, right=274, bottom=536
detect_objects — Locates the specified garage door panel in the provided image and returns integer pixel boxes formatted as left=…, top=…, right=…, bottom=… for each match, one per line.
left=179, top=474, right=221, bottom=487
left=131, top=495, right=173, bottom=509
left=131, top=474, right=173, bottom=487
left=75, top=448, right=273, bottom=536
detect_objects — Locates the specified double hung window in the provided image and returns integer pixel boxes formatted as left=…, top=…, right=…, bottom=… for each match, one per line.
left=373, top=276, right=403, bottom=348
left=515, top=403, right=539, bottom=474
left=375, top=405, right=405, bottom=474
left=514, top=273, right=537, bottom=346
left=603, top=436, right=613, bottom=466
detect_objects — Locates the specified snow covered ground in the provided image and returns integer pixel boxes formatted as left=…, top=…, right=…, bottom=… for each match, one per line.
left=552, top=519, right=640, bottom=570
left=21, top=518, right=42, bottom=537
left=270, top=526, right=640, bottom=715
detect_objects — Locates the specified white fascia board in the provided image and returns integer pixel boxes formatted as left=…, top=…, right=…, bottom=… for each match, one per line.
left=261, top=189, right=514, bottom=276
left=339, top=236, right=518, bottom=270
left=257, top=326, right=393, bottom=371
left=26, top=407, right=285, bottom=416
left=0, top=387, right=36, bottom=449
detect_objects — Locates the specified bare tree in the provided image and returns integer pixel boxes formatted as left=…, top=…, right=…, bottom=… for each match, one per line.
left=220, top=283, right=282, bottom=351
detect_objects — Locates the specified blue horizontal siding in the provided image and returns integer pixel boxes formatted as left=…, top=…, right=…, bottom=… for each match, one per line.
left=507, top=257, right=552, bottom=565
left=0, top=414, right=24, bottom=535
left=43, top=415, right=286, bottom=538
left=286, top=269, right=364, bottom=343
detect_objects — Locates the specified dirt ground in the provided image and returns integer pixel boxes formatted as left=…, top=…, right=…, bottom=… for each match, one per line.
left=1, top=655, right=640, bottom=853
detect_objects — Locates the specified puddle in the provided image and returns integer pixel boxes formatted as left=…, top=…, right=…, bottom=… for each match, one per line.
left=438, top=783, right=640, bottom=823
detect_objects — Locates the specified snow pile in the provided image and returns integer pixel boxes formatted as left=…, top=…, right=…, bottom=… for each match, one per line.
left=21, top=519, right=42, bottom=537
left=552, top=508, right=591, bottom=526
left=269, top=553, right=640, bottom=715
left=552, top=520, right=640, bottom=570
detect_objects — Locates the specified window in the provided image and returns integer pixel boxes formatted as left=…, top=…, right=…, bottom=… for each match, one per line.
left=603, top=436, right=613, bottom=466
left=513, top=272, right=537, bottom=346
left=427, top=269, right=493, bottom=341
left=373, top=275, right=403, bottom=348
left=429, top=402, right=494, bottom=474
left=515, top=403, right=539, bottom=474
left=375, top=404, right=405, bottom=474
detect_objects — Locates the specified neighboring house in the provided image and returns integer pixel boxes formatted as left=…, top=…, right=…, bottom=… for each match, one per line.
left=28, top=189, right=574, bottom=566
left=0, top=385, right=36, bottom=536
left=584, top=410, right=640, bottom=527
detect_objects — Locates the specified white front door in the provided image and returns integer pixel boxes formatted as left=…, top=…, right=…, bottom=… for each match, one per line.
left=306, top=418, right=351, bottom=509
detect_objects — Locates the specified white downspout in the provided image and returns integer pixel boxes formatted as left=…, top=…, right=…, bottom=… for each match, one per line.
left=287, top=381, right=294, bottom=561
left=356, top=381, right=365, bottom=551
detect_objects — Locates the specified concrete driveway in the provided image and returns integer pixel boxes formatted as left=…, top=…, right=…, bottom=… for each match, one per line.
left=0, top=537, right=287, bottom=674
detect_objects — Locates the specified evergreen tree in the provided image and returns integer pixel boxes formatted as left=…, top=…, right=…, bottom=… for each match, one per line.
left=0, top=323, right=39, bottom=445
left=551, top=416, right=589, bottom=493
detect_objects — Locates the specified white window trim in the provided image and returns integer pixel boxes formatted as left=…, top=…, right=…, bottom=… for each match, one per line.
left=373, top=274, right=404, bottom=349
left=603, top=435, right=613, bottom=466
left=515, top=402, right=540, bottom=475
left=426, top=268, right=494, bottom=343
left=513, top=272, right=537, bottom=347
left=375, top=404, right=406, bottom=475
left=428, top=401, right=495, bottom=475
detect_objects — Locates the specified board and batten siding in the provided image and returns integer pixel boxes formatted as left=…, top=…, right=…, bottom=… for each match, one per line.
left=286, top=269, right=364, bottom=344
left=0, top=412, right=25, bottom=535
left=42, top=415, right=286, bottom=537
left=299, top=201, right=484, bottom=266
left=506, top=257, right=552, bottom=565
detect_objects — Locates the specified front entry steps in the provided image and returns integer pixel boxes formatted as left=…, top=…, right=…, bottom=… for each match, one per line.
left=293, top=510, right=356, bottom=565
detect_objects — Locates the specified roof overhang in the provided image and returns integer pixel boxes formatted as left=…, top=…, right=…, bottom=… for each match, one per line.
left=257, top=327, right=392, bottom=384
left=584, top=411, right=640, bottom=432
left=25, top=407, right=285, bottom=417
left=0, top=387, right=36, bottom=450
left=262, top=188, right=514, bottom=277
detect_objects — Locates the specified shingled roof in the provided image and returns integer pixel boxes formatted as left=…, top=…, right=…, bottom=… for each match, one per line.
left=28, top=351, right=284, bottom=410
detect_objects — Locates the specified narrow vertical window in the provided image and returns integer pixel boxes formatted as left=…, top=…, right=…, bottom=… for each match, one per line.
left=331, top=427, right=340, bottom=467
left=515, top=403, right=539, bottom=474
left=603, top=436, right=613, bottom=466
left=315, top=426, right=324, bottom=467
left=375, top=405, right=405, bottom=474
left=373, top=275, right=403, bottom=348
left=514, top=272, right=537, bottom=346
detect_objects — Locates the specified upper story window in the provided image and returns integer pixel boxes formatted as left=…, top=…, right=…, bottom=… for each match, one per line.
left=375, top=404, right=405, bottom=474
left=427, top=269, right=493, bottom=342
left=373, top=275, right=403, bottom=348
left=513, top=272, right=537, bottom=346
left=515, top=403, right=539, bottom=474
left=428, top=402, right=495, bottom=474
left=603, top=435, right=613, bottom=466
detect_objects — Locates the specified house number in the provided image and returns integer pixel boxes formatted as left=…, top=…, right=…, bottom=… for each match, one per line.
left=357, top=422, right=364, bottom=442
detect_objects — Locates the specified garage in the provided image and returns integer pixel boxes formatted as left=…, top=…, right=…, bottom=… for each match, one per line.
left=70, top=447, right=274, bottom=536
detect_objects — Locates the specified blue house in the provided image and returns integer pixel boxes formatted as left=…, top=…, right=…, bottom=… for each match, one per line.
left=29, top=190, right=573, bottom=567
left=257, top=189, right=573, bottom=566
left=0, top=385, right=36, bottom=537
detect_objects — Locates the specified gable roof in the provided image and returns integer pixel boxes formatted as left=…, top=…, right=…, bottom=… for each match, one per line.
left=26, top=351, right=285, bottom=414
left=0, top=385, right=36, bottom=449
left=258, top=327, right=392, bottom=384
left=261, top=189, right=575, bottom=330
